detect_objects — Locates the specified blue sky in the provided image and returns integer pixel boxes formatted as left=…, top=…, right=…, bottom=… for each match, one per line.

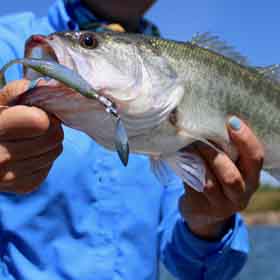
left=1, top=0, right=280, bottom=185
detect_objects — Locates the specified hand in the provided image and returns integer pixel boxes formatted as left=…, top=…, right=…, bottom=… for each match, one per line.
left=179, top=117, right=264, bottom=240
left=0, top=79, right=63, bottom=194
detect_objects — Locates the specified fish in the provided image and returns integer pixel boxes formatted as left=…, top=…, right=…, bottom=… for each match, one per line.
left=3, top=31, right=280, bottom=192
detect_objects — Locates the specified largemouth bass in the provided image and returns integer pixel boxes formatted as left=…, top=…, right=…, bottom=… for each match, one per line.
left=6, top=31, right=280, bottom=191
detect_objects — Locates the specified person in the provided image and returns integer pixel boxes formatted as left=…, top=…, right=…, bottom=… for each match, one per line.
left=0, top=0, right=264, bottom=279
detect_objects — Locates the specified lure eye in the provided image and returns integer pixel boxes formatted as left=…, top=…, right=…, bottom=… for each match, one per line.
left=80, top=33, right=98, bottom=49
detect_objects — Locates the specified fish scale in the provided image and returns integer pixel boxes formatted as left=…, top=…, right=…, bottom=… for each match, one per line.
left=149, top=37, right=280, bottom=141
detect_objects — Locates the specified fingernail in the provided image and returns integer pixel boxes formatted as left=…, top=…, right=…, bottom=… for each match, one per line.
left=228, top=116, right=241, bottom=131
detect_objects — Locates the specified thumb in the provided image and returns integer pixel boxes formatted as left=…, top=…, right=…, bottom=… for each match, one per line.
left=0, top=79, right=47, bottom=106
left=227, top=116, right=264, bottom=188
left=0, top=79, right=31, bottom=106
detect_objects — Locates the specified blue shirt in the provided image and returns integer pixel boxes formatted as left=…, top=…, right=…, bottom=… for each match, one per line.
left=0, top=1, right=249, bottom=279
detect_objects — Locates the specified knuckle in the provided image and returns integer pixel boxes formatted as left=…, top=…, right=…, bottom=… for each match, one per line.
left=204, top=179, right=216, bottom=193
left=1, top=171, right=16, bottom=182
left=0, top=150, right=11, bottom=165
left=250, top=150, right=264, bottom=166
left=222, top=171, right=242, bottom=187
left=29, top=108, right=50, bottom=132
left=0, top=168, right=50, bottom=194
left=30, top=110, right=50, bottom=133
left=239, top=130, right=251, bottom=145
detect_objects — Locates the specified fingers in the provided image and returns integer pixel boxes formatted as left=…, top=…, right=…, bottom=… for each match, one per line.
left=0, top=79, right=31, bottom=105
left=180, top=117, right=264, bottom=239
left=196, top=144, right=246, bottom=208
left=0, top=78, right=51, bottom=140
left=0, top=117, right=64, bottom=162
left=0, top=79, right=47, bottom=106
left=227, top=116, right=264, bottom=191
left=0, top=105, right=51, bottom=139
left=181, top=185, right=211, bottom=215
left=186, top=116, right=263, bottom=210
left=0, top=145, right=62, bottom=182
left=180, top=186, right=232, bottom=240
left=0, top=79, right=62, bottom=194
left=0, top=167, right=51, bottom=194
left=203, top=168, right=230, bottom=212
left=0, top=118, right=63, bottom=194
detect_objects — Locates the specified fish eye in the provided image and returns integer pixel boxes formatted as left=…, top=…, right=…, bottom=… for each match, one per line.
left=80, top=33, right=98, bottom=49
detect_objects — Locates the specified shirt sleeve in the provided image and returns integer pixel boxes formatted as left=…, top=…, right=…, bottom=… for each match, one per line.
left=158, top=178, right=249, bottom=280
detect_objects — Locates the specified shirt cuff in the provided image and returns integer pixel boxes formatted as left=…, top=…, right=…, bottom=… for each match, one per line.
left=174, top=213, right=249, bottom=264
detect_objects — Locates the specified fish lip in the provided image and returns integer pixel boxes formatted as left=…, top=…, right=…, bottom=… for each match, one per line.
left=25, top=35, right=59, bottom=62
left=24, top=34, right=70, bottom=81
left=22, top=34, right=107, bottom=109
left=23, top=34, right=122, bottom=113
left=24, top=34, right=124, bottom=108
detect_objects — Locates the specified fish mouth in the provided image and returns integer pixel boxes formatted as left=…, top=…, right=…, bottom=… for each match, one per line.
left=22, top=34, right=106, bottom=112
left=25, top=35, right=58, bottom=61
left=24, top=34, right=72, bottom=82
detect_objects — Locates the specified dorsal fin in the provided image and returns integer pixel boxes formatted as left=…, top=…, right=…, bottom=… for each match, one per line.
left=190, top=32, right=249, bottom=66
left=256, top=64, right=280, bottom=84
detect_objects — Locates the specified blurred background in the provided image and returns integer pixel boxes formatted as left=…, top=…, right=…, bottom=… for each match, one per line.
left=1, top=1, right=280, bottom=279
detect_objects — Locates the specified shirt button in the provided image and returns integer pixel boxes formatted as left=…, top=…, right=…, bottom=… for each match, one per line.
left=68, top=20, right=77, bottom=30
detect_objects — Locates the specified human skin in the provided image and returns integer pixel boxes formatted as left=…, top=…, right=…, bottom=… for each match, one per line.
left=0, top=79, right=63, bottom=193
left=180, top=121, right=263, bottom=239
left=0, top=0, right=157, bottom=193
left=0, top=0, right=263, bottom=239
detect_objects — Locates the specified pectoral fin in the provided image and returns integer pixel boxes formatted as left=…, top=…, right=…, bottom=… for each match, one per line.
left=150, top=151, right=206, bottom=192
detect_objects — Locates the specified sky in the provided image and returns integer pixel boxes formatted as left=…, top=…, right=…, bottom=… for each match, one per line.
left=1, top=0, right=280, bottom=185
